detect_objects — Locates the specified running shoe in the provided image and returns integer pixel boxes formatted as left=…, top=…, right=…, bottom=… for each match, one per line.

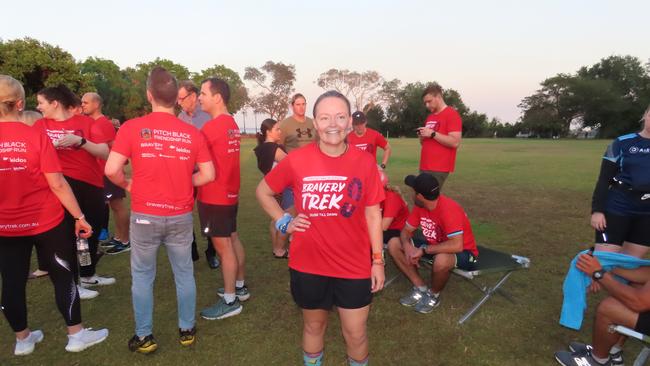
left=65, top=328, right=109, bottom=352
left=179, top=327, right=196, bottom=346
left=14, top=330, right=44, bottom=356
left=77, top=285, right=99, bottom=300
left=569, top=342, right=623, bottom=365
left=217, top=286, right=250, bottom=301
left=100, top=237, right=121, bottom=249
left=80, top=275, right=116, bottom=287
left=200, top=298, right=242, bottom=320
left=128, top=334, right=158, bottom=354
left=106, top=241, right=130, bottom=255
left=414, top=290, right=440, bottom=314
left=555, top=348, right=612, bottom=365
left=399, top=287, right=425, bottom=307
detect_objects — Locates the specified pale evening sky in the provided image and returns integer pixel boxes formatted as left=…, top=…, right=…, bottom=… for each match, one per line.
left=3, top=0, right=649, bottom=127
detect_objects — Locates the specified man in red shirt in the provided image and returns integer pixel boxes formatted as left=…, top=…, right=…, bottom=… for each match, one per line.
left=348, top=111, right=391, bottom=168
left=416, top=84, right=462, bottom=190
left=105, top=67, right=215, bottom=353
left=81, top=92, right=130, bottom=254
left=196, top=78, right=248, bottom=321
left=388, top=173, right=479, bottom=314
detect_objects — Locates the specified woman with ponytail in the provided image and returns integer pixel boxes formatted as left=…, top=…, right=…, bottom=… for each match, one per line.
left=253, top=118, right=288, bottom=258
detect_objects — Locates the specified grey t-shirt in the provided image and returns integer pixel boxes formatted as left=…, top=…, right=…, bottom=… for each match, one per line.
left=178, top=105, right=211, bottom=130
left=279, top=116, right=315, bottom=151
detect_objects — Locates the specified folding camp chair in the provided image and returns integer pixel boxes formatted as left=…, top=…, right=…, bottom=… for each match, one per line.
left=610, top=325, right=650, bottom=366
left=385, top=245, right=531, bottom=324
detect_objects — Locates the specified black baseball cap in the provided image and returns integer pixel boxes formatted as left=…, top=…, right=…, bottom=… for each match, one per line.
left=404, top=173, right=440, bottom=200
left=352, top=111, right=366, bottom=125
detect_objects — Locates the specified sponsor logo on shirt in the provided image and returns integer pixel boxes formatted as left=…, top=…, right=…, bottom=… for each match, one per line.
left=425, top=121, right=439, bottom=131
left=629, top=146, right=650, bottom=154
left=300, top=175, right=362, bottom=218
left=296, top=128, right=313, bottom=139
left=0, top=141, right=27, bottom=153
left=44, top=128, right=83, bottom=150
left=141, top=128, right=152, bottom=140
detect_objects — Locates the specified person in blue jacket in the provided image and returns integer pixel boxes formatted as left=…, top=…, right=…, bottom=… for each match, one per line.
left=591, top=105, right=650, bottom=258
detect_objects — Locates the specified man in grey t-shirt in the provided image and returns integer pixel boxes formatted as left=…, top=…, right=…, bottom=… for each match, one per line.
left=279, top=93, right=314, bottom=152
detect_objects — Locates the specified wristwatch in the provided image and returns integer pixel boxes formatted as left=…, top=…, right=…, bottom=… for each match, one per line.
left=380, top=163, right=386, bottom=169
left=76, top=137, right=87, bottom=149
left=430, top=131, right=436, bottom=139
left=592, top=269, right=606, bottom=281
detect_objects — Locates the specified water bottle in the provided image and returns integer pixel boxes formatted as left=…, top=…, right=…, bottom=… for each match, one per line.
left=76, top=237, right=91, bottom=267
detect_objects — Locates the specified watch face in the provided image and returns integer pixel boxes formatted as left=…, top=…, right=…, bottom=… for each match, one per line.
left=593, top=270, right=604, bottom=279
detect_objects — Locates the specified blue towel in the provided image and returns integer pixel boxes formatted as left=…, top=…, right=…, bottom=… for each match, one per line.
left=560, top=250, right=650, bottom=330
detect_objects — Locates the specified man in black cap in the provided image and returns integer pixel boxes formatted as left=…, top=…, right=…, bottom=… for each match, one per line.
left=388, top=173, right=479, bottom=313
left=347, top=111, right=391, bottom=169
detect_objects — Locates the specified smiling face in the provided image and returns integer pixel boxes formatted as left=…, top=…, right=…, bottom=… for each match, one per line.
left=36, top=94, right=58, bottom=118
left=313, top=96, right=351, bottom=147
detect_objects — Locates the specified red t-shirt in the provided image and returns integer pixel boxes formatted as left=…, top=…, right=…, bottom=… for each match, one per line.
left=264, top=143, right=385, bottom=279
left=93, top=116, right=117, bottom=171
left=406, top=195, right=478, bottom=256
left=111, top=112, right=212, bottom=216
left=197, top=114, right=241, bottom=205
left=347, top=128, right=388, bottom=161
left=419, top=107, right=462, bottom=172
left=0, top=122, right=65, bottom=236
left=34, top=114, right=112, bottom=187
left=381, top=189, right=408, bottom=231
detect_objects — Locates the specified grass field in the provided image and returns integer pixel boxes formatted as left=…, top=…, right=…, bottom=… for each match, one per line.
left=0, top=137, right=629, bottom=366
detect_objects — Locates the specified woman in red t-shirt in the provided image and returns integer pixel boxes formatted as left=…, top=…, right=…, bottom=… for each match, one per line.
left=256, top=91, right=385, bottom=366
left=378, top=168, right=409, bottom=251
left=34, top=85, right=114, bottom=293
left=0, top=75, right=108, bottom=355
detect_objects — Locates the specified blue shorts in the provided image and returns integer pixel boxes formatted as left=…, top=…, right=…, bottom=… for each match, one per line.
left=281, top=187, right=294, bottom=210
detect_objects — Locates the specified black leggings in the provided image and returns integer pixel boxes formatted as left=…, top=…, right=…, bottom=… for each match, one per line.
left=0, top=218, right=81, bottom=332
left=65, top=176, right=105, bottom=277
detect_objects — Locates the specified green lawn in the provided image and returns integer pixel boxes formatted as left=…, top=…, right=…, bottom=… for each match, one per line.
left=0, top=137, right=629, bottom=365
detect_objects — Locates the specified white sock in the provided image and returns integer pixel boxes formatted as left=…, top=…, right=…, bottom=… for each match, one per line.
left=610, top=345, right=622, bottom=354
left=235, top=280, right=245, bottom=288
left=416, top=286, right=427, bottom=292
left=592, top=354, right=609, bottom=365
left=432, top=292, right=440, bottom=297
left=224, top=293, right=236, bottom=303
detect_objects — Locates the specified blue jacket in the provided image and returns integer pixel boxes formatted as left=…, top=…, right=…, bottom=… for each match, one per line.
left=560, top=250, right=650, bottom=330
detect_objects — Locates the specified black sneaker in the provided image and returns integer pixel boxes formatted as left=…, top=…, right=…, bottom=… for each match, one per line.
left=106, top=241, right=130, bottom=255
left=128, top=334, right=157, bottom=354
left=555, top=349, right=612, bottom=366
left=568, top=342, right=623, bottom=366
left=179, top=328, right=196, bottom=346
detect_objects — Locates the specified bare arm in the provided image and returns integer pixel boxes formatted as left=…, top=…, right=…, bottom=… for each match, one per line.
left=381, top=217, right=394, bottom=231
left=56, top=134, right=109, bottom=160
left=192, top=161, right=215, bottom=186
left=423, top=234, right=463, bottom=255
left=365, top=205, right=383, bottom=256
left=612, top=267, right=650, bottom=285
left=44, top=172, right=92, bottom=237
left=275, top=147, right=287, bottom=162
left=105, top=151, right=131, bottom=191
left=381, top=142, right=392, bottom=166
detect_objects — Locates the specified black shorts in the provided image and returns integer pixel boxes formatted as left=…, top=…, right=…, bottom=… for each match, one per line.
left=198, top=202, right=238, bottom=237
left=412, top=238, right=478, bottom=271
left=103, top=176, right=126, bottom=201
left=289, top=269, right=372, bottom=310
left=635, top=311, right=650, bottom=334
left=383, top=229, right=400, bottom=245
left=594, top=212, right=650, bottom=247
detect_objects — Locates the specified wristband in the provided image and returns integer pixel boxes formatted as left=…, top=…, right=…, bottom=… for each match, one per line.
left=372, top=260, right=385, bottom=266
left=372, top=252, right=383, bottom=261
left=76, top=137, right=87, bottom=149
left=74, top=214, right=85, bottom=221
left=275, top=213, right=293, bottom=234
left=380, top=163, right=386, bottom=169
left=430, top=131, right=436, bottom=139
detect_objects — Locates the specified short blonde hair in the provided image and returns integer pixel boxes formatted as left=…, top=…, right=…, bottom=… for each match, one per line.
left=0, top=75, right=25, bottom=117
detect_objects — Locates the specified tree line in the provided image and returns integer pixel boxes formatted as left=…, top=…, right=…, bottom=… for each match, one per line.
left=1, top=37, right=648, bottom=138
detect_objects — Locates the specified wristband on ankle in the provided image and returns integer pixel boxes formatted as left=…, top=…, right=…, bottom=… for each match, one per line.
left=275, top=213, right=293, bottom=234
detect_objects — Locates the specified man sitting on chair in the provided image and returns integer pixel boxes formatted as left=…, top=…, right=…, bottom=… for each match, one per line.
left=388, top=173, right=479, bottom=314
left=555, top=253, right=650, bottom=366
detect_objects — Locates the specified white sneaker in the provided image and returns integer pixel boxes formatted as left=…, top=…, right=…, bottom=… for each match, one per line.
left=80, top=275, right=116, bottom=287
left=77, top=285, right=99, bottom=300
left=65, top=328, right=109, bottom=352
left=14, top=330, right=44, bottom=355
